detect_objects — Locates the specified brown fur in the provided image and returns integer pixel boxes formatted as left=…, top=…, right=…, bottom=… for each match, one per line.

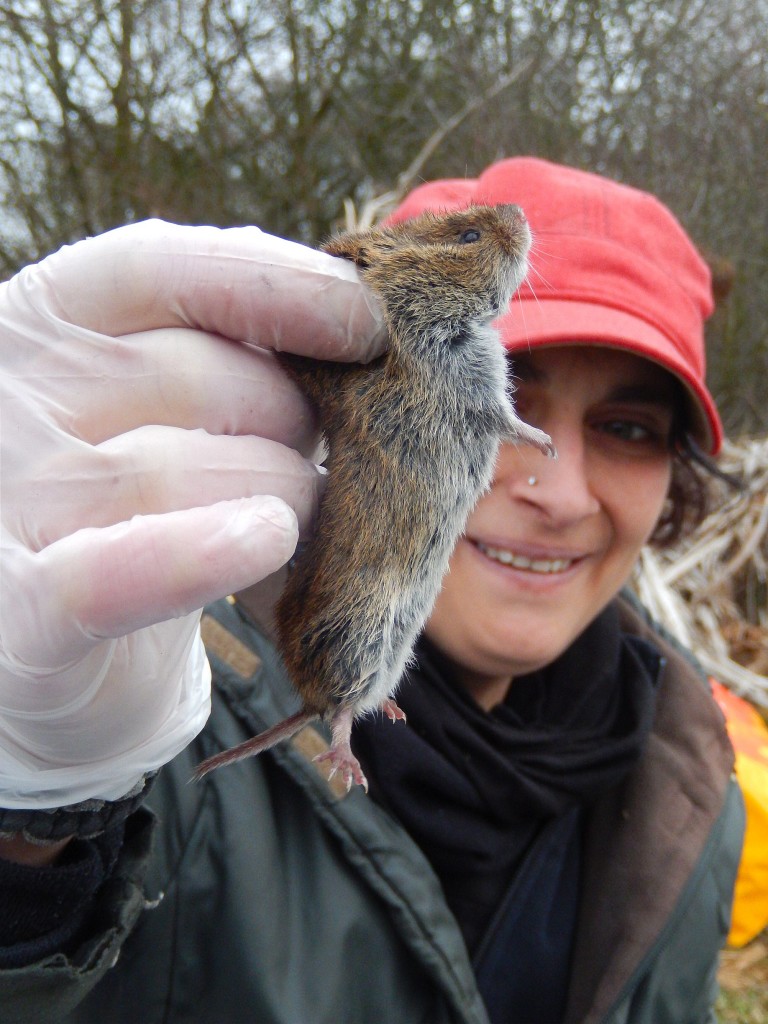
left=195, top=205, right=553, bottom=789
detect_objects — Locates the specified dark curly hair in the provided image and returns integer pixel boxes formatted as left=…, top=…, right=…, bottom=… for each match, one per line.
left=649, top=395, right=741, bottom=547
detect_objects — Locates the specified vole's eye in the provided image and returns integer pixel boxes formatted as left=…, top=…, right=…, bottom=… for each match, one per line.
left=458, top=229, right=481, bottom=244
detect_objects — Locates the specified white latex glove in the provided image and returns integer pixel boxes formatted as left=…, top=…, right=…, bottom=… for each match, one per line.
left=0, top=219, right=385, bottom=809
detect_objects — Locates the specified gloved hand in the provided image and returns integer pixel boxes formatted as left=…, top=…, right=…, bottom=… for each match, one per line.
left=0, top=219, right=385, bottom=809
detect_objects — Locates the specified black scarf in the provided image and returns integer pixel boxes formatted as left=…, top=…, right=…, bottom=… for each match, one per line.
left=353, top=602, right=661, bottom=952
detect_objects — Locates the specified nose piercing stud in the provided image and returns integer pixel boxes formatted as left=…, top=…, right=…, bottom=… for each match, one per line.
left=528, top=476, right=537, bottom=486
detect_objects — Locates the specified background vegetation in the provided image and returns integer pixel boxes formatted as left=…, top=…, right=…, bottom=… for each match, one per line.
left=0, top=0, right=765, bottom=435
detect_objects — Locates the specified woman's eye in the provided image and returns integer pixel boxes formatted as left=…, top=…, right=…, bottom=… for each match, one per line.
left=598, top=420, right=660, bottom=444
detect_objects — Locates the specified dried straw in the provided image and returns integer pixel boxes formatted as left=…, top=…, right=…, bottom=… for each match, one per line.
left=631, top=436, right=768, bottom=707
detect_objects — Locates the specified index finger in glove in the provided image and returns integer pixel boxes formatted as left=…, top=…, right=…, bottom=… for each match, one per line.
left=29, top=220, right=388, bottom=362
left=50, top=327, right=320, bottom=450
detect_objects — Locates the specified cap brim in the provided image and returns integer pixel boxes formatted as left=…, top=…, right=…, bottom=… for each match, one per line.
left=496, top=299, right=722, bottom=454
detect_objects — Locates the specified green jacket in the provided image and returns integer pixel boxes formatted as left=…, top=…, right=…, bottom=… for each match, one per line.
left=4, top=596, right=744, bottom=1024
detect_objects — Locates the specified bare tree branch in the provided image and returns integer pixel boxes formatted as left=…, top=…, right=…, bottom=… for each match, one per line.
left=344, top=57, right=536, bottom=231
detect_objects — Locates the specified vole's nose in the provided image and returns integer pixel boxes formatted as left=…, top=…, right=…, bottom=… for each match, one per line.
left=496, top=203, right=528, bottom=229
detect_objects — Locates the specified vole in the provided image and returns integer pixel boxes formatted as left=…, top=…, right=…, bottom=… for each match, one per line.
left=194, top=204, right=554, bottom=790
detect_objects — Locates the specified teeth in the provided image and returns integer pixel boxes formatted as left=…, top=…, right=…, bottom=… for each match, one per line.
left=477, top=543, right=573, bottom=574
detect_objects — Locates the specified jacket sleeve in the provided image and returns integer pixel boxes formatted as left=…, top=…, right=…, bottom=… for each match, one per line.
left=0, top=809, right=156, bottom=1024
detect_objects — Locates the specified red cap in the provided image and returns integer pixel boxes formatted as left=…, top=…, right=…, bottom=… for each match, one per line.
left=386, top=157, right=722, bottom=453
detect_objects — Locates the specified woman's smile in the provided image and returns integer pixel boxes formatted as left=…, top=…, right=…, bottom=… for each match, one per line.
left=469, top=538, right=581, bottom=576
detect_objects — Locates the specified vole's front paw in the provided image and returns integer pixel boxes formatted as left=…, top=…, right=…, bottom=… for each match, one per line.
left=507, top=418, right=555, bottom=458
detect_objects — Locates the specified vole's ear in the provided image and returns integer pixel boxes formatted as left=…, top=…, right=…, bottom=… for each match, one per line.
left=346, top=247, right=371, bottom=270
left=324, top=236, right=371, bottom=270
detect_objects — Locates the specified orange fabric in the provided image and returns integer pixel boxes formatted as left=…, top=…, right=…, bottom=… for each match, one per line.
left=712, top=680, right=768, bottom=946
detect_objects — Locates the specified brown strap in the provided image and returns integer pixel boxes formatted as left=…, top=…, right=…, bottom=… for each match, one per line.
left=201, top=614, right=262, bottom=678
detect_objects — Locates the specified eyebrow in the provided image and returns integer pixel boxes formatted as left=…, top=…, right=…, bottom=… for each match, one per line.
left=606, top=383, right=678, bottom=408
left=509, top=357, right=678, bottom=408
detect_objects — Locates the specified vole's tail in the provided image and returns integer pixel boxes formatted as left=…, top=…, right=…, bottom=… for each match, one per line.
left=192, top=710, right=317, bottom=780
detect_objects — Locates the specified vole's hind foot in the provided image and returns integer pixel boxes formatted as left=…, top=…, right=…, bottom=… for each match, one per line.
left=314, top=746, right=369, bottom=793
left=381, top=698, right=407, bottom=723
left=313, top=706, right=369, bottom=792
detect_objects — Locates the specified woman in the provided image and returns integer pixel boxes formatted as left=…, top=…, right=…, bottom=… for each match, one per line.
left=0, top=159, right=743, bottom=1024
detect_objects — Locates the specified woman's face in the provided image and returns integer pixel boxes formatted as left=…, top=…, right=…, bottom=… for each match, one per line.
left=425, top=346, right=677, bottom=705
